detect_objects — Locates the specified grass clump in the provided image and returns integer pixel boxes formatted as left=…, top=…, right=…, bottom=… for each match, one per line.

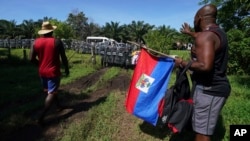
left=60, top=91, right=120, bottom=141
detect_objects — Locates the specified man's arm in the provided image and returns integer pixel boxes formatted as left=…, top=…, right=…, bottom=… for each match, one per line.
left=175, top=32, right=215, bottom=72
left=29, top=42, right=39, bottom=65
left=57, top=39, right=69, bottom=76
left=192, top=32, right=215, bottom=72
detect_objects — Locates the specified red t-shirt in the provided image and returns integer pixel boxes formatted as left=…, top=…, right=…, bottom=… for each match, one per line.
left=33, top=37, right=61, bottom=78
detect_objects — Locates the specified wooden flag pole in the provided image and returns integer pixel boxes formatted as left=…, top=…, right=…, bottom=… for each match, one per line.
left=127, top=41, right=177, bottom=59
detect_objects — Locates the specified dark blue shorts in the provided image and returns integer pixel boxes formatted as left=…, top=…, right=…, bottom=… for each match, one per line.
left=40, top=77, right=60, bottom=94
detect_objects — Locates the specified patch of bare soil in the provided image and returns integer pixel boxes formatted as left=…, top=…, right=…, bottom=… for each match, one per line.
left=4, top=68, right=132, bottom=141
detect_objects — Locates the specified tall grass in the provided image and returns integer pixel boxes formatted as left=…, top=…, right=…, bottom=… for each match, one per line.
left=169, top=50, right=191, bottom=60
left=221, top=75, right=250, bottom=140
left=61, top=49, right=102, bottom=85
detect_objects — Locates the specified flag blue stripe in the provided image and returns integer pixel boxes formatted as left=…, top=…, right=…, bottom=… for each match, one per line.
left=133, top=58, right=174, bottom=125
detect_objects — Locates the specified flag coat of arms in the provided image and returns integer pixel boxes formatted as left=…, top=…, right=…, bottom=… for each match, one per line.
left=125, top=48, right=175, bottom=126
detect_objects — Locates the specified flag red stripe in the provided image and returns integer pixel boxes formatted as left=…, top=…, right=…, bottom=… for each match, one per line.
left=125, top=48, right=158, bottom=113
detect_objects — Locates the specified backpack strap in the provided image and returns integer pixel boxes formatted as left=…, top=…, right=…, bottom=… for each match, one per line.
left=184, top=61, right=195, bottom=98
left=175, top=61, right=193, bottom=85
left=190, top=79, right=196, bottom=98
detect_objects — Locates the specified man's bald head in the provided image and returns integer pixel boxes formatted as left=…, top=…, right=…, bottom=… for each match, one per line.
left=194, top=4, right=217, bottom=32
left=196, top=4, right=217, bottom=18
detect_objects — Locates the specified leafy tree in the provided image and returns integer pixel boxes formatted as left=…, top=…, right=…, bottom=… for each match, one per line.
left=49, top=19, right=74, bottom=39
left=127, top=21, right=154, bottom=44
left=0, top=19, right=10, bottom=38
left=101, top=21, right=124, bottom=42
left=144, top=30, right=170, bottom=54
left=227, top=29, right=250, bottom=74
left=217, top=0, right=249, bottom=32
left=0, top=20, right=19, bottom=38
left=66, top=9, right=88, bottom=39
left=199, top=0, right=250, bottom=32
left=19, top=19, right=37, bottom=38
left=84, top=22, right=101, bottom=37
left=144, top=25, right=179, bottom=53
left=119, top=24, right=134, bottom=43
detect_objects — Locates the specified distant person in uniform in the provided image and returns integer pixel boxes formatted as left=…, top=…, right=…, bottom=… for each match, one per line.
left=175, top=4, right=231, bottom=141
left=30, top=21, right=69, bottom=124
left=131, top=50, right=140, bottom=65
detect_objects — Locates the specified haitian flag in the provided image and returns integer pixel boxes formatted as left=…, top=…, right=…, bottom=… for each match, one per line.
left=125, top=48, right=175, bottom=126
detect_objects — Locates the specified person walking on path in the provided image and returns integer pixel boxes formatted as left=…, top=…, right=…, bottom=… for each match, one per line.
left=30, top=21, right=69, bottom=124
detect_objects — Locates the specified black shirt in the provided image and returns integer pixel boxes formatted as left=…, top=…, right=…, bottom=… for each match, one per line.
left=192, top=26, right=231, bottom=98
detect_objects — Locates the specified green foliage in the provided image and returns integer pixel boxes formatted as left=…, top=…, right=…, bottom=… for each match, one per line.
left=101, top=67, right=120, bottom=81
left=227, top=29, right=250, bottom=74
left=144, top=30, right=171, bottom=54
left=50, top=19, right=74, bottom=39
left=127, top=21, right=155, bottom=43
left=221, top=75, right=250, bottom=139
left=61, top=50, right=101, bottom=85
left=18, top=19, right=38, bottom=38
left=199, top=0, right=250, bottom=32
left=101, top=21, right=124, bottom=42
left=144, top=26, right=179, bottom=54
left=0, top=19, right=19, bottom=38
left=66, top=10, right=89, bottom=39
left=169, top=50, right=191, bottom=60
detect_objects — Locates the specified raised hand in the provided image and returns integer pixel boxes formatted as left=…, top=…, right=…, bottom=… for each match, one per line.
left=180, top=22, right=192, bottom=34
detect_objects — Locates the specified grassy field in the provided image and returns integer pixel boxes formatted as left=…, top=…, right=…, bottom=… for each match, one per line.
left=0, top=48, right=250, bottom=141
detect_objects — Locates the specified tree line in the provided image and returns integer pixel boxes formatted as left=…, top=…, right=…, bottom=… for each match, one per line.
left=0, top=0, right=249, bottom=75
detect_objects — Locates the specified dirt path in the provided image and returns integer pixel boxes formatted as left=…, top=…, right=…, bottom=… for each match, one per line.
left=5, top=68, right=132, bottom=141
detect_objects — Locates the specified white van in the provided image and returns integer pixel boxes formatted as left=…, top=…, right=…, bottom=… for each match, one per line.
left=86, top=36, right=110, bottom=44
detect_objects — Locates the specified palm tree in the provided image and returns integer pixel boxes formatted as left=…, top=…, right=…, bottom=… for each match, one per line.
left=0, top=20, right=19, bottom=38
left=144, top=25, right=179, bottom=52
left=84, top=22, right=101, bottom=39
left=19, top=19, right=36, bottom=38
left=101, top=21, right=124, bottom=42
left=127, top=21, right=154, bottom=44
left=0, top=20, right=9, bottom=38
left=66, top=10, right=88, bottom=39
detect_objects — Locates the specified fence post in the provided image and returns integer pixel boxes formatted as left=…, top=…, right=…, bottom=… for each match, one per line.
left=91, top=45, right=96, bottom=64
left=23, top=49, right=27, bottom=61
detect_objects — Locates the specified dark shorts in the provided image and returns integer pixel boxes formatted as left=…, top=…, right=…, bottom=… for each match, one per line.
left=192, top=85, right=226, bottom=135
left=40, top=77, right=60, bottom=94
